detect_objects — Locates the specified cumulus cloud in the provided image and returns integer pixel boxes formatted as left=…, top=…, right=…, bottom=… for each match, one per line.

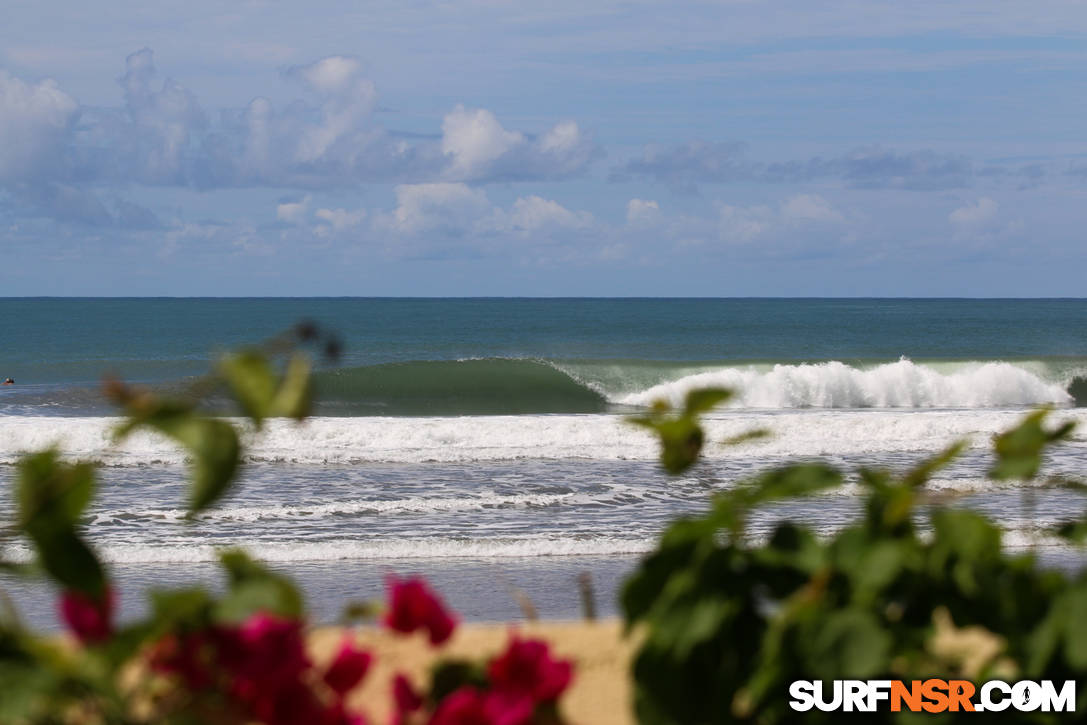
left=0, top=48, right=600, bottom=227
left=117, top=48, right=206, bottom=184
left=0, top=71, right=79, bottom=183
left=781, top=193, right=844, bottom=223
left=626, top=198, right=661, bottom=226
left=440, top=105, right=600, bottom=182
left=276, top=196, right=310, bottom=225
left=379, top=182, right=492, bottom=235
left=714, top=194, right=847, bottom=245
left=949, top=197, right=998, bottom=227
left=490, top=195, right=594, bottom=234
left=716, top=202, right=774, bottom=243
left=372, top=184, right=595, bottom=246
left=314, top=206, right=367, bottom=231
left=442, top=106, right=524, bottom=178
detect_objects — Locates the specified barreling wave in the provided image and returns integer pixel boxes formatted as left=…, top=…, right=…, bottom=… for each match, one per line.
left=3, top=357, right=1083, bottom=419
left=313, top=359, right=608, bottom=415
left=313, top=357, right=1079, bottom=414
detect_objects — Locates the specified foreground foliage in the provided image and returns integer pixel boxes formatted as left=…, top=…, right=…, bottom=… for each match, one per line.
left=626, top=399, right=1086, bottom=723
left=0, top=326, right=573, bottom=724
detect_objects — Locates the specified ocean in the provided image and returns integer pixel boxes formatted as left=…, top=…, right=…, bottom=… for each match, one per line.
left=1, top=298, right=1086, bottom=629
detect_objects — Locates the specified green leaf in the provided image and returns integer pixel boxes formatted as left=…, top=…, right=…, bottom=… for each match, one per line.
left=903, top=440, right=966, bottom=488
left=809, top=609, right=891, bottom=679
left=1056, top=520, right=1087, bottom=544
left=748, top=464, right=843, bottom=504
left=15, top=451, right=105, bottom=596
left=339, top=599, right=382, bottom=625
left=114, top=402, right=241, bottom=514
left=219, top=350, right=278, bottom=426
left=215, top=549, right=303, bottom=621
left=1063, top=584, right=1087, bottom=669
left=991, top=409, right=1075, bottom=481
left=16, top=450, right=96, bottom=530
left=184, top=419, right=241, bottom=513
left=429, top=660, right=488, bottom=704
left=33, top=529, right=105, bottom=596
left=683, top=387, right=732, bottom=416
left=271, top=353, right=312, bottom=420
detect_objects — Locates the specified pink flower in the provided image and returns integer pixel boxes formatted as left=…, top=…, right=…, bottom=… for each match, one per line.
left=428, top=687, right=533, bottom=725
left=323, top=637, right=374, bottom=696
left=488, top=636, right=573, bottom=703
left=392, top=673, right=424, bottom=724
left=385, top=575, right=457, bottom=646
left=59, top=588, right=115, bottom=644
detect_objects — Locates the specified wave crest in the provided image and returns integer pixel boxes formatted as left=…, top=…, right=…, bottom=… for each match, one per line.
left=621, top=358, right=1072, bottom=409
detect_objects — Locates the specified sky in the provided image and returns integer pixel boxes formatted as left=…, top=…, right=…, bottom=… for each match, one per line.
left=2, top=0, right=1087, bottom=296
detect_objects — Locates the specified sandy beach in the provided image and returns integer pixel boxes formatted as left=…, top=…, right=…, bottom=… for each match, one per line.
left=309, top=620, right=637, bottom=724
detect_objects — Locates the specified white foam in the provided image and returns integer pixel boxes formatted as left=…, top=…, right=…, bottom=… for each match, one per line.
left=134, top=492, right=580, bottom=523
left=0, top=536, right=656, bottom=564
left=1, top=409, right=1083, bottom=465
left=621, top=358, right=1072, bottom=409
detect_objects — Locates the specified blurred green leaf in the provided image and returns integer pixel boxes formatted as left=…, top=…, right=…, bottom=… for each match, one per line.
left=15, top=451, right=105, bottom=596
left=271, top=353, right=312, bottom=420
left=339, top=599, right=381, bottom=625
left=630, top=387, right=734, bottom=475
left=683, top=387, right=731, bottom=416
left=903, top=440, right=966, bottom=488
left=809, top=609, right=890, bottom=678
left=117, top=406, right=240, bottom=514
left=35, top=529, right=105, bottom=597
left=16, top=450, right=95, bottom=531
left=429, top=660, right=488, bottom=704
left=215, top=549, right=303, bottom=621
left=991, top=409, right=1075, bottom=481
left=219, top=350, right=278, bottom=426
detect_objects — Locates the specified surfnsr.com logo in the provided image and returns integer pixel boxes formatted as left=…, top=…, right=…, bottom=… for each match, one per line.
left=789, top=680, right=1076, bottom=713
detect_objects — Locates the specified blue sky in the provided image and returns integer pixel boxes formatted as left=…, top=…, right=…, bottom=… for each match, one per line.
left=2, top=0, right=1086, bottom=296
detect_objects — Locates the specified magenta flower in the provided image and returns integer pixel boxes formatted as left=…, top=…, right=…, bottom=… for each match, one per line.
left=488, top=635, right=573, bottom=703
left=428, top=687, right=534, bottom=725
left=392, top=673, right=424, bottom=724
left=58, top=587, right=115, bottom=644
left=384, top=575, right=457, bottom=645
left=323, top=637, right=374, bottom=696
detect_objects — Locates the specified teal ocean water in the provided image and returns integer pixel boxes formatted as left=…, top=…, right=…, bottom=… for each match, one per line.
left=1, top=298, right=1086, bottom=627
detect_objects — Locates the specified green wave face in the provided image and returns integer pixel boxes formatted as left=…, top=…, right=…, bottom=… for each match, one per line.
left=1070, top=376, right=1087, bottom=407
left=313, top=359, right=608, bottom=415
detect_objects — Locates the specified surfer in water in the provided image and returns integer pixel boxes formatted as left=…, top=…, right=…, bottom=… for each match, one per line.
left=2, top=378, right=13, bottom=385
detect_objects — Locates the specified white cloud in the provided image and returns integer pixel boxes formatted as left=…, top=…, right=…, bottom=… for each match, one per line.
left=781, top=193, right=844, bottom=223
left=539, top=120, right=581, bottom=154
left=626, top=198, right=661, bottom=226
left=118, top=48, right=206, bottom=184
left=490, top=195, right=593, bottom=234
left=382, top=182, right=492, bottom=235
left=276, top=196, right=310, bottom=224
left=716, top=202, right=774, bottom=243
left=949, top=197, right=998, bottom=227
left=441, top=105, right=524, bottom=179
left=439, top=106, right=598, bottom=181
left=0, top=71, right=79, bottom=182
left=314, top=207, right=367, bottom=231
left=287, top=56, right=378, bottom=164
left=289, top=56, right=363, bottom=94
